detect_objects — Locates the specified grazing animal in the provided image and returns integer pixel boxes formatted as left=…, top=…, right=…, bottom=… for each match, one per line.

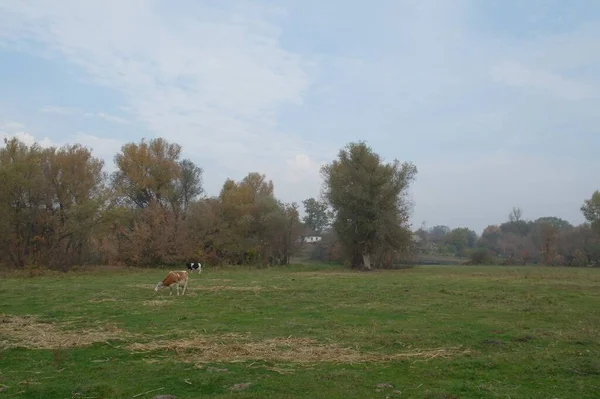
left=154, top=271, right=189, bottom=296
left=186, top=262, right=202, bottom=274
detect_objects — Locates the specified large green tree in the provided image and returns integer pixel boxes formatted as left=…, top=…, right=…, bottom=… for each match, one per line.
left=321, top=141, right=417, bottom=270
left=176, top=159, right=204, bottom=216
left=301, top=197, right=330, bottom=234
left=581, top=191, right=600, bottom=232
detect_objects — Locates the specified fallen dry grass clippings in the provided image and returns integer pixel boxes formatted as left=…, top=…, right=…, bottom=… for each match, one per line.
left=0, top=314, right=134, bottom=350
left=126, top=335, right=471, bottom=364
left=229, top=382, right=251, bottom=391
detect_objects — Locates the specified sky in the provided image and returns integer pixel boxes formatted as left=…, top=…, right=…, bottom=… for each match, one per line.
left=0, top=0, right=599, bottom=234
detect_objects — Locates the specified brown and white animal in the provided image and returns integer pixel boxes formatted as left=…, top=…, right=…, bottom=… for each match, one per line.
left=154, top=270, right=189, bottom=296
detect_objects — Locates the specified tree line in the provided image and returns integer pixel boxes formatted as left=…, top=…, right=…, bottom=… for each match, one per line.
left=315, top=201, right=600, bottom=267
left=309, top=202, right=600, bottom=267
left=0, top=137, right=304, bottom=270
left=0, top=137, right=418, bottom=270
left=470, top=204, right=600, bottom=266
left=302, top=187, right=600, bottom=269
left=2, top=135, right=598, bottom=270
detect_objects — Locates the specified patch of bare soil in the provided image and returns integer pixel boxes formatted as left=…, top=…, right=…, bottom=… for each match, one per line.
left=0, top=314, right=133, bottom=349
left=127, top=335, right=470, bottom=364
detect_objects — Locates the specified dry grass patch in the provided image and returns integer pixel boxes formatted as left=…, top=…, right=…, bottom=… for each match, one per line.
left=0, top=314, right=133, bottom=349
left=127, top=335, right=470, bottom=364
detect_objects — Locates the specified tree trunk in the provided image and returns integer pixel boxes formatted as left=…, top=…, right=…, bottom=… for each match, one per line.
left=362, top=252, right=372, bottom=271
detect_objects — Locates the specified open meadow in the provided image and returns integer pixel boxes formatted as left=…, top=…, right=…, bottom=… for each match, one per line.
left=1, top=264, right=599, bottom=398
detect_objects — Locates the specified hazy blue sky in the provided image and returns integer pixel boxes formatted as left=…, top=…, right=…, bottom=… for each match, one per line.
left=1, top=0, right=599, bottom=233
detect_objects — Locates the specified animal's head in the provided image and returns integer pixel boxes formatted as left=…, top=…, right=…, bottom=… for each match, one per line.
left=154, top=282, right=165, bottom=292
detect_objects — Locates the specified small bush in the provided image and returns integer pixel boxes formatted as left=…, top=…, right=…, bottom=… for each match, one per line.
left=467, top=248, right=495, bottom=265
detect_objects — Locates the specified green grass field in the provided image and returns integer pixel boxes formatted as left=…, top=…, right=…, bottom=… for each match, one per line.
left=1, top=264, right=599, bottom=398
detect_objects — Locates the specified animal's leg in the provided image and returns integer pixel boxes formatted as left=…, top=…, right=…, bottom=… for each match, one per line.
left=182, top=279, right=188, bottom=295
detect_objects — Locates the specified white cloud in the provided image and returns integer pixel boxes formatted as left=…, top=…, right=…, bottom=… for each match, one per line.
left=83, top=112, right=130, bottom=125
left=44, top=106, right=131, bottom=125
left=1, top=1, right=599, bottom=233
left=0, top=0, right=311, bottom=171
left=41, top=105, right=77, bottom=115
left=72, top=133, right=123, bottom=171
left=272, top=153, right=325, bottom=204
left=0, top=130, right=55, bottom=148
left=504, top=22, right=600, bottom=72
left=96, top=112, right=129, bottom=125
left=490, top=61, right=599, bottom=100
left=0, top=121, right=26, bottom=131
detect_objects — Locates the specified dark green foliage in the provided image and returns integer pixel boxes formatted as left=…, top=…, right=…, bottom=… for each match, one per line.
left=533, top=216, right=573, bottom=231
left=467, top=247, right=495, bottom=265
left=177, top=158, right=204, bottom=215
left=412, top=225, right=478, bottom=258
left=320, top=141, right=417, bottom=269
left=444, top=228, right=478, bottom=256
left=500, top=220, right=532, bottom=237
left=581, top=190, right=600, bottom=232
left=301, top=197, right=330, bottom=234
